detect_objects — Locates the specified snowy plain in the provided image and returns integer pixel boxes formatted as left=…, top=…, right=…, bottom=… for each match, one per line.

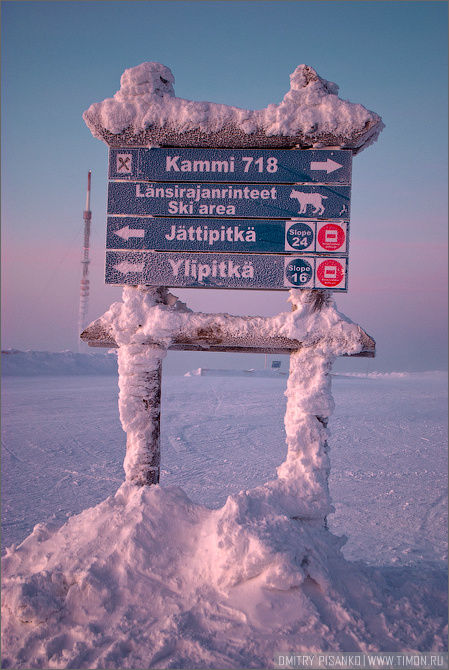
left=1, top=358, right=447, bottom=668
left=2, top=365, right=447, bottom=566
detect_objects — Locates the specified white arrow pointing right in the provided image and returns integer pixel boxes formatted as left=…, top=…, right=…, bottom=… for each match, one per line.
left=113, top=261, right=145, bottom=275
left=114, top=226, right=145, bottom=241
left=310, top=158, right=343, bottom=173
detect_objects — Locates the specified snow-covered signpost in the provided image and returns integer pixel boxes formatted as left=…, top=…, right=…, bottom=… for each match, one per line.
left=81, top=62, right=383, bottom=522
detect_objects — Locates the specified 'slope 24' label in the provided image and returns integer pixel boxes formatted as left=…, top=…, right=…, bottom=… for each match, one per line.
left=285, top=221, right=348, bottom=253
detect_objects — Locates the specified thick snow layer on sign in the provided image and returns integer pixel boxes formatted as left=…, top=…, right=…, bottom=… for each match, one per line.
left=93, top=286, right=370, bottom=357
left=2, top=371, right=447, bottom=667
left=83, top=62, right=384, bottom=151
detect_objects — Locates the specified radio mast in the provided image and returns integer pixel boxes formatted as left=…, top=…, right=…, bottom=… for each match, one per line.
left=78, top=171, right=92, bottom=351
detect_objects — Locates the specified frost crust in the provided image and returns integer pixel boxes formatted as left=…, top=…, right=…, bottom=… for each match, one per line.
left=83, top=62, right=384, bottom=152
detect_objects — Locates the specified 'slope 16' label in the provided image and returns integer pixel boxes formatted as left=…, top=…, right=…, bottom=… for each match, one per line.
left=105, top=251, right=348, bottom=291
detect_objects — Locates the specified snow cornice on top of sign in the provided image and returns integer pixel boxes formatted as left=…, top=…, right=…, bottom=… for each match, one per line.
left=80, top=287, right=376, bottom=357
left=83, top=62, right=384, bottom=154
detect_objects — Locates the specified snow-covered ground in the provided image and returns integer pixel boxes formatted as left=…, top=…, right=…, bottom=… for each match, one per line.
left=1, top=367, right=447, bottom=667
left=2, top=370, right=447, bottom=566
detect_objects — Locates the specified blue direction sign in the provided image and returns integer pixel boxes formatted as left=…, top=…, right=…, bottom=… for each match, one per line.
left=105, top=251, right=348, bottom=291
left=106, top=217, right=349, bottom=255
left=108, top=148, right=352, bottom=185
left=107, top=182, right=351, bottom=220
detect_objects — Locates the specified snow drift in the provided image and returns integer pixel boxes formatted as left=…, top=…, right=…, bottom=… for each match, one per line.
left=83, top=62, right=384, bottom=152
left=2, top=482, right=446, bottom=669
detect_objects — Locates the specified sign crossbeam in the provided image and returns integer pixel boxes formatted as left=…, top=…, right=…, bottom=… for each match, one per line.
left=81, top=311, right=375, bottom=358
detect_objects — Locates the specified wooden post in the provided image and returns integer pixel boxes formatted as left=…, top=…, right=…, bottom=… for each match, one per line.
left=278, top=290, right=334, bottom=525
left=117, top=286, right=168, bottom=486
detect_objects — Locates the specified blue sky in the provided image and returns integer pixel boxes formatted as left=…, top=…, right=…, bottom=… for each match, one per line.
left=2, top=1, right=447, bottom=370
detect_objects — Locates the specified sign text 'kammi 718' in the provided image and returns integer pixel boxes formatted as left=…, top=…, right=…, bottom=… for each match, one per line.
left=109, top=148, right=352, bottom=184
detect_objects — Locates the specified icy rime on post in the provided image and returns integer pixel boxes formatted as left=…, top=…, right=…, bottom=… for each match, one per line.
left=101, top=286, right=177, bottom=485
left=280, top=291, right=335, bottom=522
left=117, top=288, right=165, bottom=485
left=120, top=349, right=162, bottom=485
left=81, top=61, right=381, bottom=521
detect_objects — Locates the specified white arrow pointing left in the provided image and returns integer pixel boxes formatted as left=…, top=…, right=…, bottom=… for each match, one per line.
left=114, top=226, right=145, bottom=241
left=114, top=261, right=145, bottom=275
left=310, top=159, right=343, bottom=173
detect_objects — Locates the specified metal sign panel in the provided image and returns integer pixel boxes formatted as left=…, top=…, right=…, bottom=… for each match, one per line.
left=108, top=148, right=352, bottom=185
left=107, top=182, right=351, bottom=220
left=106, top=217, right=349, bottom=255
left=105, top=251, right=348, bottom=291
